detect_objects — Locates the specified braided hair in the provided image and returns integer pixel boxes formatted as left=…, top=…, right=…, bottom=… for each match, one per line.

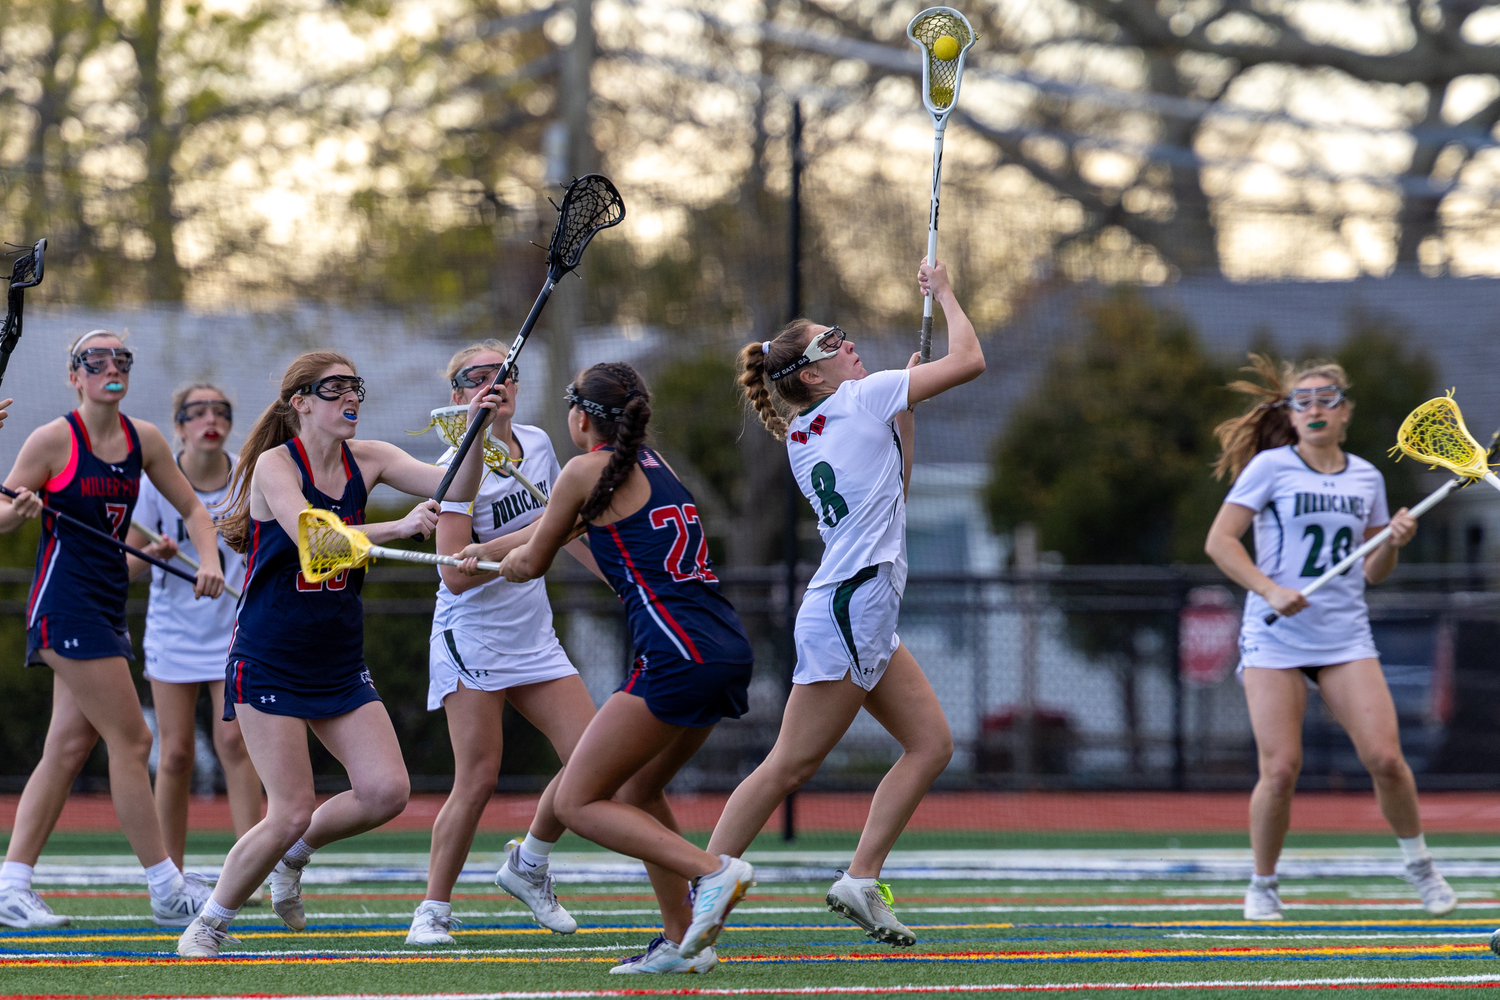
left=738, top=318, right=819, bottom=442
left=572, top=362, right=652, bottom=523
left=1212, top=354, right=1352, bottom=481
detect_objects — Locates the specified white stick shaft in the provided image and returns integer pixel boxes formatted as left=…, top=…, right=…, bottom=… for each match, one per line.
left=1297, top=477, right=1456, bottom=604
left=1484, top=471, right=1500, bottom=493
left=500, top=461, right=549, bottom=508
left=366, top=544, right=502, bottom=573
left=131, top=519, right=242, bottom=599
left=923, top=126, right=946, bottom=321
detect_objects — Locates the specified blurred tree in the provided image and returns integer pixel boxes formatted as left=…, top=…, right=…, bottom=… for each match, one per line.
left=1335, top=318, right=1438, bottom=513
left=984, top=289, right=1235, bottom=564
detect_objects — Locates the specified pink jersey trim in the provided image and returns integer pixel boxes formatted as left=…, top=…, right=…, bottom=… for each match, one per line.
left=44, top=422, right=80, bottom=493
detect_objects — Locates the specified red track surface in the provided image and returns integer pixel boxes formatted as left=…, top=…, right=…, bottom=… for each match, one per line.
left=8, top=790, right=1500, bottom=834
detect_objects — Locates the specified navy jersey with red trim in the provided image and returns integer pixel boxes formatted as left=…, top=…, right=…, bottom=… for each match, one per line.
left=586, top=448, right=752, bottom=664
left=28, top=412, right=143, bottom=631
left=227, top=439, right=368, bottom=671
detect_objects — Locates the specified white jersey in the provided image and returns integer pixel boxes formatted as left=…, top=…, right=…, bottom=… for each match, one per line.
left=787, top=369, right=911, bottom=595
left=432, top=423, right=563, bottom=653
left=138, top=453, right=246, bottom=681
left=1228, top=445, right=1390, bottom=666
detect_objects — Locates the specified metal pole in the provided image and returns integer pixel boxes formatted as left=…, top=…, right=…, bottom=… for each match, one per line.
left=781, top=100, right=804, bottom=843
left=1171, top=578, right=1186, bottom=790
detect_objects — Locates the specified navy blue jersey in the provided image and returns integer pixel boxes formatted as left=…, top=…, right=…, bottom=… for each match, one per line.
left=227, top=439, right=368, bottom=674
left=587, top=448, right=752, bottom=665
left=28, top=412, right=143, bottom=632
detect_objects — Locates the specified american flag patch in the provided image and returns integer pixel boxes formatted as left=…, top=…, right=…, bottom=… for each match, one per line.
left=639, top=451, right=661, bottom=468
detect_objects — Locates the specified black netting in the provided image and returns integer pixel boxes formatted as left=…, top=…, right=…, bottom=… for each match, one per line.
left=547, top=174, right=627, bottom=275
left=910, top=10, right=971, bottom=111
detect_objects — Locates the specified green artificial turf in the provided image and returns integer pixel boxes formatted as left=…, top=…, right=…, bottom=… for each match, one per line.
left=7, top=874, right=1500, bottom=998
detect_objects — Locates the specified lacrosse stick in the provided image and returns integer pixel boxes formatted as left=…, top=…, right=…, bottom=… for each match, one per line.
left=907, top=8, right=975, bottom=363
left=425, top=405, right=549, bottom=508
left=131, top=520, right=242, bottom=599
left=299, top=507, right=503, bottom=583
left=0, top=484, right=199, bottom=586
left=1266, top=393, right=1500, bottom=625
left=430, top=174, right=625, bottom=503
left=1, top=238, right=46, bottom=390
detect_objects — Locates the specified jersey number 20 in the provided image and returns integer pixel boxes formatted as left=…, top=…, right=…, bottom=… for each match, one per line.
left=296, top=570, right=350, bottom=591
left=1301, top=524, right=1355, bottom=577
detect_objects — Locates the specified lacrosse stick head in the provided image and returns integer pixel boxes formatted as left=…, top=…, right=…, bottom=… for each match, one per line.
left=6, top=238, right=45, bottom=291
left=1394, top=393, right=1492, bottom=480
left=907, top=7, right=976, bottom=118
left=427, top=405, right=511, bottom=471
left=297, top=507, right=373, bottom=583
left=546, top=174, right=626, bottom=280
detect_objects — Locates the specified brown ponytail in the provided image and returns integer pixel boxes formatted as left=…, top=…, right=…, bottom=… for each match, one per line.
left=220, top=350, right=356, bottom=551
left=738, top=318, right=820, bottom=441
left=1212, top=354, right=1352, bottom=481
left=573, top=362, right=652, bottom=523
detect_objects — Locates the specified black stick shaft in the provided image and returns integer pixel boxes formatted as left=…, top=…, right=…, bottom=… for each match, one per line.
left=0, top=484, right=199, bottom=585
left=431, top=275, right=558, bottom=503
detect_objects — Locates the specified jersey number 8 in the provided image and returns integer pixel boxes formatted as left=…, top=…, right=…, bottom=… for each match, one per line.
left=810, top=462, right=849, bottom=527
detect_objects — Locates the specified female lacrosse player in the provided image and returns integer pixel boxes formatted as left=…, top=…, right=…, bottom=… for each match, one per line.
left=406, top=343, right=603, bottom=946
left=495, top=362, right=755, bottom=969
left=174, top=350, right=494, bottom=958
left=1205, top=356, right=1456, bottom=920
left=710, top=259, right=983, bottom=948
left=125, top=384, right=261, bottom=873
left=0, top=331, right=226, bottom=931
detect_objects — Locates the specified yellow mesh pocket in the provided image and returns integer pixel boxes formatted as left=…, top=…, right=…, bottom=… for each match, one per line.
left=1394, top=394, right=1490, bottom=479
left=422, top=405, right=509, bottom=471
left=909, top=10, right=972, bottom=110
left=297, top=508, right=372, bottom=583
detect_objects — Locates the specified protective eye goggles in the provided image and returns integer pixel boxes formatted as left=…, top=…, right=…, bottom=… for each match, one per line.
left=299, top=375, right=366, bottom=402
left=1287, top=385, right=1346, bottom=412
left=176, top=400, right=233, bottom=424
left=451, top=362, right=518, bottom=389
left=768, top=326, right=846, bottom=381
left=70, top=347, right=134, bottom=374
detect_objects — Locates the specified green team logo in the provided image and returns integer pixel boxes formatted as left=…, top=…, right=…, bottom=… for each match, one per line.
left=810, top=462, right=849, bottom=527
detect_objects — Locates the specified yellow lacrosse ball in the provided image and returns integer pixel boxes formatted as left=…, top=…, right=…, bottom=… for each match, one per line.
left=932, top=34, right=960, bottom=60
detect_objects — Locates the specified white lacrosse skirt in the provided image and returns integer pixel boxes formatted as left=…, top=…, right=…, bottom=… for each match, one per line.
left=793, top=561, right=902, bottom=692
left=427, top=627, right=578, bottom=710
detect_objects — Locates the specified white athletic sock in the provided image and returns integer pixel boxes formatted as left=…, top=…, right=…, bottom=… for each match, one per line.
left=284, top=839, right=315, bottom=865
left=144, top=858, right=184, bottom=900
left=0, top=861, right=34, bottom=892
left=203, top=899, right=238, bottom=923
left=1250, top=873, right=1278, bottom=889
left=1398, top=834, right=1430, bottom=866
left=516, top=834, right=555, bottom=870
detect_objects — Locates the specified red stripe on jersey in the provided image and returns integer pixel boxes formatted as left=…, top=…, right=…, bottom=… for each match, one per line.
left=605, top=523, right=703, bottom=663
left=73, top=411, right=92, bottom=454
left=27, top=534, right=58, bottom=621
left=234, top=660, right=244, bottom=704
left=39, top=616, right=48, bottom=647
left=118, top=413, right=134, bottom=454
left=341, top=443, right=353, bottom=479
left=622, top=659, right=644, bottom=692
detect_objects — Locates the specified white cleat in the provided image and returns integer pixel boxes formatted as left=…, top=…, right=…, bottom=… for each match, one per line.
left=151, top=872, right=213, bottom=928
left=1404, top=857, right=1458, bottom=916
left=609, top=935, right=717, bottom=973
left=269, top=856, right=308, bottom=931
left=176, top=912, right=239, bottom=958
left=0, top=887, right=69, bottom=928
left=1244, top=879, right=1285, bottom=920
left=826, top=871, right=916, bottom=947
left=495, top=839, right=577, bottom=934
left=405, top=900, right=460, bottom=945
left=678, top=856, right=754, bottom=960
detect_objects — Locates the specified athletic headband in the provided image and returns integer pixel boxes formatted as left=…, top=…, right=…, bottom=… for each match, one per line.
left=70, top=330, right=119, bottom=355
left=565, top=384, right=644, bottom=420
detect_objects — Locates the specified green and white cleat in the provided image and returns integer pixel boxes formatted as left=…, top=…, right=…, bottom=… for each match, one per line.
left=825, top=871, right=915, bottom=947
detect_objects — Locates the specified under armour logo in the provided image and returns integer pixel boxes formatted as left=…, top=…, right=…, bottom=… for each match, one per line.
left=109, top=465, right=124, bottom=475
left=359, top=669, right=373, bottom=686
left=259, top=695, right=276, bottom=704
left=62, top=638, right=79, bottom=649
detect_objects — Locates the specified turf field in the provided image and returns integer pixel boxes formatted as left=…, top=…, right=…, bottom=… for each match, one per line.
left=8, top=831, right=1500, bottom=998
